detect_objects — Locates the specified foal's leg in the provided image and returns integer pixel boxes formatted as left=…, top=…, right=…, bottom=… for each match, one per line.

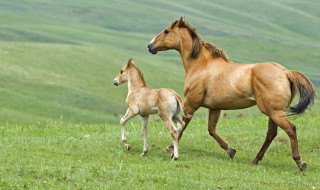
left=208, top=109, right=236, bottom=159
left=120, top=109, right=137, bottom=150
left=173, top=116, right=184, bottom=134
left=165, top=102, right=198, bottom=152
left=160, top=115, right=179, bottom=161
left=252, top=118, right=278, bottom=165
left=141, top=116, right=149, bottom=156
left=164, top=116, right=185, bottom=154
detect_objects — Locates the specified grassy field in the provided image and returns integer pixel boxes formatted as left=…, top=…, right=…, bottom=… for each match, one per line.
left=0, top=1, right=319, bottom=188
left=0, top=0, right=319, bottom=124
left=0, top=113, right=319, bottom=189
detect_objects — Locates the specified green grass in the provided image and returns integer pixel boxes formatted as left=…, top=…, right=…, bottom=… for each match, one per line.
left=0, top=1, right=319, bottom=189
left=0, top=0, right=319, bottom=124
left=0, top=112, right=319, bottom=189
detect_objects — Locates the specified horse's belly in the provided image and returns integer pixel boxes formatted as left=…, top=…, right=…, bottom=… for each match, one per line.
left=203, top=97, right=256, bottom=110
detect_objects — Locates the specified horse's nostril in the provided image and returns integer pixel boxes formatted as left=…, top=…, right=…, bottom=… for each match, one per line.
left=147, top=44, right=150, bottom=48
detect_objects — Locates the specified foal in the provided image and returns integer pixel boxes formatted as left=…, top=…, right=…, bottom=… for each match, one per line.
left=113, top=58, right=185, bottom=160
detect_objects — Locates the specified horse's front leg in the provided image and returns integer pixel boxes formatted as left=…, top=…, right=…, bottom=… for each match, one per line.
left=208, top=109, right=236, bottom=159
left=120, top=109, right=137, bottom=150
left=140, top=116, right=149, bottom=156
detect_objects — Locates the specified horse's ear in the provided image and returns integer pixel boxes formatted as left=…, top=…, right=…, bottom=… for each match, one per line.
left=127, top=58, right=134, bottom=67
left=171, top=20, right=178, bottom=28
left=177, top=17, right=186, bottom=27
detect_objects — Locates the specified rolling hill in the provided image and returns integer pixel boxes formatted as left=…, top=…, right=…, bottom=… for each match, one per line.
left=0, top=0, right=319, bottom=124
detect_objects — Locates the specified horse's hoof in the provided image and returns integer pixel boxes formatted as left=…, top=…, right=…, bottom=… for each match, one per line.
left=140, top=152, right=146, bottom=157
left=251, top=159, right=259, bottom=165
left=125, top=144, right=131, bottom=150
left=298, top=161, right=307, bottom=171
left=172, top=157, right=178, bottom=162
left=227, top=148, right=236, bottom=159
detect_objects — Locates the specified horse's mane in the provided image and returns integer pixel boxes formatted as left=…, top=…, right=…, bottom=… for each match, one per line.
left=129, top=60, right=146, bottom=87
left=172, top=19, right=228, bottom=61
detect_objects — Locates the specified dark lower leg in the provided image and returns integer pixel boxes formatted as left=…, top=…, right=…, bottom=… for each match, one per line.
left=252, top=118, right=278, bottom=165
left=286, top=124, right=306, bottom=171
left=208, top=110, right=236, bottom=158
left=272, top=113, right=306, bottom=171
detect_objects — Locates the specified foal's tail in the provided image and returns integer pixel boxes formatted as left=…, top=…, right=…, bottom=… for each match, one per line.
left=287, top=71, right=316, bottom=116
left=173, top=92, right=191, bottom=119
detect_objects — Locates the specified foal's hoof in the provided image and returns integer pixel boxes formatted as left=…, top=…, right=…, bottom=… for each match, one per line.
left=227, top=148, right=236, bottom=159
left=164, top=145, right=174, bottom=154
left=298, top=161, right=307, bottom=171
left=140, top=152, right=147, bottom=157
left=170, top=153, right=178, bottom=161
left=124, top=144, right=131, bottom=150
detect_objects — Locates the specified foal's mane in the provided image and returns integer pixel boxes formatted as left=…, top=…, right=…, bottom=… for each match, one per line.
left=172, top=19, right=228, bottom=61
left=128, top=59, right=146, bottom=87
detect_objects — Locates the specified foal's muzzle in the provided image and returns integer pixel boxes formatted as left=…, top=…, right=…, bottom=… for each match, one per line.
left=113, top=79, right=119, bottom=86
left=147, top=44, right=158, bottom=54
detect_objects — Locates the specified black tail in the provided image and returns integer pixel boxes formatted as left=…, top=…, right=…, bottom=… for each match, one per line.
left=287, top=71, right=316, bottom=116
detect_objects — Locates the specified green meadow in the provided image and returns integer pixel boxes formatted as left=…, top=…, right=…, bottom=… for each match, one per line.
left=0, top=0, right=319, bottom=189
left=0, top=114, right=319, bottom=189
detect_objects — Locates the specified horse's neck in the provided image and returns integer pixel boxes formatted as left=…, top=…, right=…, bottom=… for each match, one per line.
left=127, top=69, right=145, bottom=93
left=180, top=44, right=212, bottom=74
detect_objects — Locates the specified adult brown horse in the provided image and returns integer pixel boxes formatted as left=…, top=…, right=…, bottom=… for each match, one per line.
left=147, top=17, right=315, bottom=171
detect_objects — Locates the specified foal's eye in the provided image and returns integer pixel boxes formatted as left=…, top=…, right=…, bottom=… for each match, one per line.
left=120, top=70, right=123, bottom=74
left=164, top=29, right=169, bottom=34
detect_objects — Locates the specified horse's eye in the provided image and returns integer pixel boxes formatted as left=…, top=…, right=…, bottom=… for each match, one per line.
left=120, top=70, right=123, bottom=74
left=164, top=29, right=169, bottom=34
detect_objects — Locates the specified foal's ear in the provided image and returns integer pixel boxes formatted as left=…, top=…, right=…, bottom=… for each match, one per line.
left=127, top=58, right=134, bottom=67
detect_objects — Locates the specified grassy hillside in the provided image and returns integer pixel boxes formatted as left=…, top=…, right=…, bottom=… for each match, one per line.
left=0, top=0, right=319, bottom=124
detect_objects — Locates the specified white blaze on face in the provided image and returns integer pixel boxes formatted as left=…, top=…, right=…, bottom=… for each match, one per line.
left=149, top=37, right=156, bottom=44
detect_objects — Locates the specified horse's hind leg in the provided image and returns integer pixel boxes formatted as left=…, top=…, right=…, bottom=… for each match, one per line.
left=252, top=118, right=278, bottom=165
left=120, top=109, right=137, bottom=150
left=208, top=109, right=236, bottom=158
left=265, top=111, right=306, bottom=171
left=140, top=116, right=149, bottom=156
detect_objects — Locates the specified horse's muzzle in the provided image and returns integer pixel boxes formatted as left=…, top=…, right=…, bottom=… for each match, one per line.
left=147, top=44, right=158, bottom=54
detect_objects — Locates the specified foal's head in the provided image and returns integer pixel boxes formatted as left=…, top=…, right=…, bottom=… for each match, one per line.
left=113, top=58, right=134, bottom=86
left=113, top=58, right=146, bottom=87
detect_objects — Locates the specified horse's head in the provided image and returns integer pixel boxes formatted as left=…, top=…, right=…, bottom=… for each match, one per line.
left=148, top=17, right=187, bottom=54
left=113, top=58, right=134, bottom=86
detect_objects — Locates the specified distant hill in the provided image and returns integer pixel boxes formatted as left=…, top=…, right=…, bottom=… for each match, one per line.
left=0, top=0, right=319, bottom=124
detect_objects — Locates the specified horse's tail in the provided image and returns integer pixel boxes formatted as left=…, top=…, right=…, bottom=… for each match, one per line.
left=287, top=71, right=316, bottom=116
left=173, top=92, right=191, bottom=118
